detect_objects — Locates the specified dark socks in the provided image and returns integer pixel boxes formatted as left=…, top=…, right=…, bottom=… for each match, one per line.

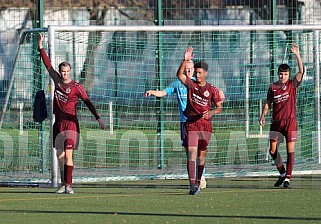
left=65, top=164, right=73, bottom=186
left=286, top=152, right=294, bottom=180
left=187, top=161, right=196, bottom=186
left=197, top=164, right=205, bottom=185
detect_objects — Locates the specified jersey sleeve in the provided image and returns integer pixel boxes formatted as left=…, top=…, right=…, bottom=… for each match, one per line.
left=39, top=48, right=62, bottom=84
left=184, top=77, right=194, bottom=88
left=292, top=77, right=301, bottom=88
left=164, top=81, right=177, bottom=95
left=39, top=48, right=52, bottom=70
left=266, top=85, right=273, bottom=103
left=212, top=86, right=224, bottom=104
left=77, top=83, right=100, bottom=120
left=84, top=99, right=100, bottom=120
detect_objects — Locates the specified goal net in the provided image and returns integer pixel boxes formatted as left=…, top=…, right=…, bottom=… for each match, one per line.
left=1, top=25, right=320, bottom=186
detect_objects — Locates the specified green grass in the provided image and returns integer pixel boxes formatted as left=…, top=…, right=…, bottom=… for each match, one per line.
left=1, top=176, right=321, bottom=224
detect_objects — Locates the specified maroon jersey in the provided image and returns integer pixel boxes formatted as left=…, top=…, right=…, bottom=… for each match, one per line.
left=40, top=48, right=100, bottom=122
left=183, top=77, right=222, bottom=124
left=267, top=78, right=300, bottom=122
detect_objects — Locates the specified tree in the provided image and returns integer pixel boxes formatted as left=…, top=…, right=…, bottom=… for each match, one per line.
left=1, top=0, right=304, bottom=91
left=0, top=0, right=154, bottom=92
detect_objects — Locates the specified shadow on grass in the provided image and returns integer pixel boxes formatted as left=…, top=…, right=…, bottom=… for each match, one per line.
left=1, top=209, right=321, bottom=221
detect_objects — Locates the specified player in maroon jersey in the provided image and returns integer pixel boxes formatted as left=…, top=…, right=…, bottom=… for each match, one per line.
left=38, top=34, right=105, bottom=194
left=177, top=47, right=224, bottom=195
left=259, top=43, right=304, bottom=188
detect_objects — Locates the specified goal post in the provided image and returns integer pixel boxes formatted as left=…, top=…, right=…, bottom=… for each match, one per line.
left=1, top=24, right=321, bottom=186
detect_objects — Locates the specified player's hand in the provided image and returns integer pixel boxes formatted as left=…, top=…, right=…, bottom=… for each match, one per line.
left=202, top=110, right=212, bottom=119
left=290, top=43, right=299, bottom=55
left=184, top=47, right=194, bottom=61
left=145, top=90, right=152, bottom=97
left=97, top=118, right=106, bottom=129
left=38, top=33, right=45, bottom=49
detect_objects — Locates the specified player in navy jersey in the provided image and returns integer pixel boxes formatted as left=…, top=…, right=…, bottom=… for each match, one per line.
left=177, top=47, right=224, bottom=195
left=38, top=34, right=105, bottom=194
left=145, top=60, right=206, bottom=189
left=259, top=43, right=304, bottom=188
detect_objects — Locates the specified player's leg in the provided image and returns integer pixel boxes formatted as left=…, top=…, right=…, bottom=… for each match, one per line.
left=283, top=119, right=298, bottom=188
left=180, top=122, right=190, bottom=183
left=64, top=149, right=74, bottom=194
left=187, top=146, right=199, bottom=194
left=56, top=149, right=66, bottom=193
left=198, top=149, right=206, bottom=190
left=198, top=126, right=211, bottom=190
left=53, top=122, right=66, bottom=193
left=63, top=122, right=79, bottom=194
left=283, top=141, right=295, bottom=188
left=185, top=124, right=200, bottom=194
left=200, top=167, right=207, bottom=189
left=270, top=142, right=286, bottom=187
left=269, top=130, right=286, bottom=187
left=181, top=122, right=207, bottom=189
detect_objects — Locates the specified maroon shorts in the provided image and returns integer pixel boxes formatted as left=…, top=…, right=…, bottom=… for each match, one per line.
left=53, top=120, right=80, bottom=150
left=185, top=121, right=212, bottom=151
left=269, top=118, right=298, bottom=143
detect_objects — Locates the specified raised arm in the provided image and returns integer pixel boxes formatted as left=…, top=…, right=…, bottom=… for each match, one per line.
left=38, top=33, right=52, bottom=70
left=38, top=33, right=63, bottom=85
left=291, top=44, right=305, bottom=82
left=176, top=47, right=194, bottom=84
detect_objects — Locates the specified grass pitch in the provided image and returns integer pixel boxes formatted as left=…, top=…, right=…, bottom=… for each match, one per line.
left=1, top=176, right=321, bottom=224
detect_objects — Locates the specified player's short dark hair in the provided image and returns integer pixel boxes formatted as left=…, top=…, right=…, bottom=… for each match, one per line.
left=194, top=61, right=209, bottom=71
left=278, top=64, right=290, bottom=73
left=58, top=61, right=71, bottom=71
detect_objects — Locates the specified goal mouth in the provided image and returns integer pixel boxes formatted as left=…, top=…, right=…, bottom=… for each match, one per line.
left=1, top=25, right=320, bottom=186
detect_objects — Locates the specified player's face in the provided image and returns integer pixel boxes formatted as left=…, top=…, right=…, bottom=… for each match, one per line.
left=184, top=62, right=194, bottom=79
left=59, top=66, right=71, bottom=82
left=278, top=71, right=290, bottom=84
left=195, top=68, right=208, bottom=84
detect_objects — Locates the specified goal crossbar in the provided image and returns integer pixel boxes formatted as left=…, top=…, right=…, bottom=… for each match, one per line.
left=49, top=24, right=321, bottom=32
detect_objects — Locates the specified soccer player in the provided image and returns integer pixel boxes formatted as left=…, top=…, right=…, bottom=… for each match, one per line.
left=38, top=33, right=105, bottom=194
left=259, top=43, right=304, bottom=188
left=177, top=47, right=224, bottom=195
left=145, top=60, right=207, bottom=189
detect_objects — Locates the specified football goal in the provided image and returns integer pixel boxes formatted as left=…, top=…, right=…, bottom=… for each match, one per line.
left=1, top=24, right=320, bottom=187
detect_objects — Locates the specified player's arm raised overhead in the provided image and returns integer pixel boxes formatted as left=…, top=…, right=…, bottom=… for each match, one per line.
left=38, top=33, right=61, bottom=84
left=177, top=47, right=194, bottom=85
left=291, top=43, right=305, bottom=82
left=38, top=33, right=51, bottom=70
